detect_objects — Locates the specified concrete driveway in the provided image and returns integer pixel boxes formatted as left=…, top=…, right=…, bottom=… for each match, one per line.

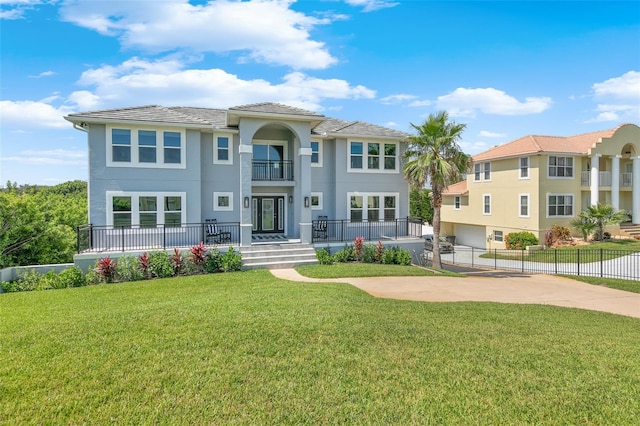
left=271, top=269, right=640, bottom=319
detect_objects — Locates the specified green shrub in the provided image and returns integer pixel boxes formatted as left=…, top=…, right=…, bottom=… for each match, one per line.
left=43, top=270, right=65, bottom=289
left=149, top=251, right=173, bottom=278
left=361, top=244, right=377, bottom=263
left=58, top=266, right=85, bottom=288
left=333, top=245, right=355, bottom=263
left=115, top=256, right=144, bottom=282
left=505, top=232, right=539, bottom=250
left=221, top=247, right=242, bottom=272
left=205, top=248, right=222, bottom=273
left=382, top=247, right=397, bottom=265
left=315, top=248, right=333, bottom=265
left=394, top=248, right=412, bottom=265
left=84, top=267, right=101, bottom=285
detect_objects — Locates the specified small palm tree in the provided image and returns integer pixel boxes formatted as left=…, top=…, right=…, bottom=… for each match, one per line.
left=584, top=203, right=629, bottom=241
left=403, top=111, right=470, bottom=269
left=569, top=211, right=596, bottom=241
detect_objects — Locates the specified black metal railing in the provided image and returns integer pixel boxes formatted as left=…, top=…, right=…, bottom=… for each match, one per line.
left=424, top=247, right=640, bottom=281
left=311, top=217, right=423, bottom=243
left=77, top=222, right=241, bottom=253
left=252, top=160, right=294, bottom=181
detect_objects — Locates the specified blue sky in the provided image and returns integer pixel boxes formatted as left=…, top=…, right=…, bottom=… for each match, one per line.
left=1, top=0, right=639, bottom=186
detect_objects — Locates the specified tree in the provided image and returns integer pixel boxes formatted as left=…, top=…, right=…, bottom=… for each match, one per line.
left=584, top=203, right=629, bottom=241
left=569, top=211, right=597, bottom=241
left=403, top=111, right=470, bottom=269
left=409, top=188, right=433, bottom=224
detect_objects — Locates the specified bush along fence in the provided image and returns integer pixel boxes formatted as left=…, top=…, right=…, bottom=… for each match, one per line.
left=426, top=247, right=640, bottom=281
left=1, top=243, right=243, bottom=293
left=316, top=237, right=413, bottom=266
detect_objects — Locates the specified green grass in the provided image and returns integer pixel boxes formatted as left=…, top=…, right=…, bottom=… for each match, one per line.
left=2, top=271, right=639, bottom=424
left=295, top=263, right=461, bottom=278
left=480, top=239, right=640, bottom=262
left=564, top=275, right=640, bottom=294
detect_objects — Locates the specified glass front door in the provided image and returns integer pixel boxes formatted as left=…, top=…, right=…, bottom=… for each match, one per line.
left=252, top=196, right=285, bottom=234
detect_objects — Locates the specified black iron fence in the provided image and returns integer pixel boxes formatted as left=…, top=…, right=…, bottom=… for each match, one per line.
left=425, top=247, right=640, bottom=281
left=311, top=217, right=423, bottom=243
left=77, top=222, right=241, bottom=253
left=252, top=160, right=294, bottom=181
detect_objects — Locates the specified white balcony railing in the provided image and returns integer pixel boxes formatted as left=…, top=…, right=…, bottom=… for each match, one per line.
left=581, top=171, right=633, bottom=187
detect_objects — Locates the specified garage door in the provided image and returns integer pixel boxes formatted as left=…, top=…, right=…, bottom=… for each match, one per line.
left=454, top=224, right=486, bottom=248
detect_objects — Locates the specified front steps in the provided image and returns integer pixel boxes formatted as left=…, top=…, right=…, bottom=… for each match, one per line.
left=241, top=243, right=318, bottom=269
left=620, top=223, right=640, bottom=238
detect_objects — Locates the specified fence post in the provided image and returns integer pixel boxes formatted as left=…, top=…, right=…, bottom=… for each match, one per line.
left=521, top=249, right=524, bottom=273
left=494, top=249, right=497, bottom=270
left=554, top=249, right=557, bottom=275
left=121, top=226, right=125, bottom=252
left=395, top=219, right=398, bottom=239
left=577, top=249, right=580, bottom=276
left=600, top=248, right=603, bottom=278
left=163, top=225, right=167, bottom=250
left=471, top=247, right=474, bottom=267
left=368, top=220, right=371, bottom=241
left=90, top=224, right=94, bottom=250
left=340, top=220, right=344, bottom=242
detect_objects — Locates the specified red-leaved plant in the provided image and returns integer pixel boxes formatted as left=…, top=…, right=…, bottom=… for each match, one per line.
left=138, top=252, right=150, bottom=279
left=190, top=242, right=208, bottom=271
left=171, top=248, right=184, bottom=276
left=95, top=257, right=117, bottom=283
left=354, top=236, right=364, bottom=261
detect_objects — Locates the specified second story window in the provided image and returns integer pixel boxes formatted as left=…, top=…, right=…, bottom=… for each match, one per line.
left=138, top=130, right=156, bottom=163
left=311, top=141, right=322, bottom=167
left=164, top=132, right=181, bottom=164
left=112, top=129, right=131, bottom=162
left=350, top=142, right=363, bottom=169
left=384, top=144, right=396, bottom=170
left=368, top=143, right=380, bottom=169
left=454, top=196, right=461, bottom=210
left=520, top=157, right=529, bottom=179
left=474, top=162, right=491, bottom=181
left=214, top=135, right=233, bottom=165
left=349, top=141, right=398, bottom=173
left=108, top=126, right=185, bottom=168
left=549, top=156, right=573, bottom=178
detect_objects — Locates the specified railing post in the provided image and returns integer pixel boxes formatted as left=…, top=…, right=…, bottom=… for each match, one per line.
left=554, top=249, right=558, bottom=275
left=163, top=225, right=167, bottom=250
left=494, top=248, right=497, bottom=270
left=395, top=218, right=398, bottom=239
left=577, top=249, right=580, bottom=276
left=471, top=247, right=474, bottom=267
left=368, top=220, right=371, bottom=241
left=600, top=248, right=603, bottom=278
left=340, top=220, right=344, bottom=242
left=90, top=224, right=94, bottom=250
left=76, top=226, right=81, bottom=254
left=521, top=249, right=524, bottom=273
left=121, top=226, right=125, bottom=252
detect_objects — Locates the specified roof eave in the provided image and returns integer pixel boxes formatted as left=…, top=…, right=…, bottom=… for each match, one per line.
left=64, top=115, right=219, bottom=131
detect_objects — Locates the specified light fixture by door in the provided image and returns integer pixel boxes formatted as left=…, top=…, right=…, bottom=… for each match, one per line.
left=244, top=197, right=250, bottom=208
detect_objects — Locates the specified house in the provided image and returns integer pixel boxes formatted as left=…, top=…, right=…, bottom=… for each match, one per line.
left=440, top=124, right=640, bottom=249
left=64, top=103, right=420, bottom=257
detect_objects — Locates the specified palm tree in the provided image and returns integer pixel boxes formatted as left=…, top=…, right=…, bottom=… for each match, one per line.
left=403, top=111, right=470, bottom=269
left=584, top=203, right=629, bottom=241
left=569, top=211, right=596, bottom=241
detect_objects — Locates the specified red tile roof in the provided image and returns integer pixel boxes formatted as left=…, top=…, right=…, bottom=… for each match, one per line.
left=442, top=180, right=468, bottom=195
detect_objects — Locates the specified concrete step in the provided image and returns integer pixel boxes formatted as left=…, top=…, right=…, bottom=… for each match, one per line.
left=240, top=243, right=318, bottom=269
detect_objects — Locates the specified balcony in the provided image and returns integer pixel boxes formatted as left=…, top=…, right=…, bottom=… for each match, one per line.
left=581, top=171, right=633, bottom=187
left=252, top=160, right=293, bottom=181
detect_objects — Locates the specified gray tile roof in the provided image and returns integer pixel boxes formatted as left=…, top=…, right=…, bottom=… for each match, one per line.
left=168, top=107, right=228, bottom=128
left=66, top=105, right=212, bottom=126
left=314, top=119, right=409, bottom=139
left=229, top=102, right=325, bottom=117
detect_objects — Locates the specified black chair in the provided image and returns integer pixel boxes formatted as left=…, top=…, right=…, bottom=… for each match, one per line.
left=205, top=219, right=231, bottom=244
left=313, top=215, right=328, bottom=239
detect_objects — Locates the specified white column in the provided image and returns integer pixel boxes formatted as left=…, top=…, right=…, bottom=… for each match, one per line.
left=590, top=154, right=601, bottom=206
left=611, top=155, right=621, bottom=211
left=633, top=156, right=640, bottom=225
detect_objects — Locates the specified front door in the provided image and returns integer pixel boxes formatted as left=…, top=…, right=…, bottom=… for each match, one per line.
left=252, top=196, right=285, bottom=234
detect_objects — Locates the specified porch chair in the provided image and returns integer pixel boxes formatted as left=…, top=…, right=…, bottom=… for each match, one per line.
left=313, top=215, right=328, bottom=239
left=205, top=219, right=231, bottom=244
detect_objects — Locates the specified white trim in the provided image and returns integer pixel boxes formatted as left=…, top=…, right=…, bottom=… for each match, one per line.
left=473, top=161, right=491, bottom=182
left=253, top=139, right=288, bottom=161
left=546, top=193, right=575, bottom=218
left=238, top=144, right=253, bottom=154
left=106, top=125, right=186, bottom=169
left=547, top=155, right=575, bottom=179
left=214, top=192, right=234, bottom=211
left=298, top=147, right=312, bottom=156
left=493, top=230, right=504, bottom=242
left=518, top=193, right=530, bottom=218
left=519, top=156, right=530, bottom=180
left=454, top=195, right=461, bottom=210
left=483, top=194, right=491, bottom=215
left=347, top=140, right=399, bottom=174
left=213, top=134, right=233, bottom=165
left=106, top=191, right=187, bottom=227
left=347, top=192, right=399, bottom=222
left=311, top=139, right=323, bottom=167
left=311, top=192, right=323, bottom=210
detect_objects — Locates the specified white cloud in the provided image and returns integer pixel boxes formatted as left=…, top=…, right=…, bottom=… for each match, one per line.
left=60, top=0, right=337, bottom=69
left=1, top=149, right=87, bottom=166
left=384, top=121, right=397, bottom=127
left=436, top=88, right=552, bottom=118
left=380, top=94, right=416, bottom=105
left=586, top=71, right=640, bottom=123
left=478, top=130, right=506, bottom=138
left=28, top=70, right=55, bottom=78
left=344, top=0, right=399, bottom=12
left=0, top=0, right=43, bottom=19
left=0, top=100, right=73, bottom=129
left=70, top=57, right=375, bottom=112
left=408, top=99, right=431, bottom=107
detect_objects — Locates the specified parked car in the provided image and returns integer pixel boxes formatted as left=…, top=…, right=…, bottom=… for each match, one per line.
left=423, top=234, right=454, bottom=253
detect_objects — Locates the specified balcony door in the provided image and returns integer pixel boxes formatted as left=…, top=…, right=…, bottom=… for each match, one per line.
left=253, top=141, right=286, bottom=180
left=252, top=196, right=285, bottom=234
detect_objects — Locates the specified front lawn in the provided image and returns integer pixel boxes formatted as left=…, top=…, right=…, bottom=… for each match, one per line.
left=1, top=271, right=639, bottom=424
left=295, top=263, right=462, bottom=279
left=564, top=275, right=640, bottom=294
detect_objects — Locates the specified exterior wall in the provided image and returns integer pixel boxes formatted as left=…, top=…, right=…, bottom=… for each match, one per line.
left=201, top=132, right=240, bottom=223
left=310, top=138, right=336, bottom=220
left=538, top=153, right=583, bottom=235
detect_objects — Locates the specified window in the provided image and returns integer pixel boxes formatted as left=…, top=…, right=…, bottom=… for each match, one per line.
left=494, top=231, right=504, bottom=242
left=348, top=192, right=399, bottom=222
left=483, top=194, right=491, bottom=215
left=548, top=156, right=574, bottom=178
left=548, top=194, right=574, bottom=217
left=107, top=192, right=186, bottom=227
left=520, top=157, right=529, bottom=179
left=519, top=194, right=530, bottom=217
left=311, top=141, right=322, bottom=167
left=311, top=192, right=323, bottom=210
left=214, top=192, right=233, bottom=211
left=474, top=162, right=491, bottom=181
left=349, top=141, right=398, bottom=172
left=107, top=126, right=185, bottom=168
left=214, top=135, right=233, bottom=165
left=454, top=196, right=461, bottom=210
left=474, top=163, right=481, bottom=181
left=483, top=162, right=491, bottom=180
left=112, top=129, right=131, bottom=162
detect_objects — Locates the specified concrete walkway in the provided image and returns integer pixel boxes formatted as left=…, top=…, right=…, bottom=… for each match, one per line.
left=270, top=268, right=640, bottom=319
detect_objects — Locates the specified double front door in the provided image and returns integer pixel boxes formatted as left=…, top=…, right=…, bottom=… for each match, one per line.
left=252, top=196, right=285, bottom=234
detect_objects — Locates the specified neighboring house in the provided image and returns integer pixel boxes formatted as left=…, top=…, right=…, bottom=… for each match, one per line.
left=65, top=103, right=414, bottom=250
left=441, top=124, right=640, bottom=249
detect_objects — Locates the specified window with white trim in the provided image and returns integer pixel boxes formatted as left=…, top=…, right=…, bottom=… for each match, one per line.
left=519, top=194, right=530, bottom=217
left=107, top=192, right=186, bottom=227
left=348, top=192, right=399, bottom=222
left=474, top=163, right=481, bottom=181
left=519, top=157, right=529, bottom=179
left=548, top=156, right=574, bottom=178
left=311, top=140, right=322, bottom=167
left=494, top=230, right=503, bottom=242
left=348, top=141, right=398, bottom=172
left=547, top=194, right=574, bottom=217
left=454, top=196, right=461, bottom=210
left=311, top=192, right=323, bottom=210
left=484, top=162, right=491, bottom=180
left=214, top=135, right=233, bottom=165
left=214, top=192, right=233, bottom=211
left=483, top=194, right=491, bottom=215
left=107, top=127, right=185, bottom=168
left=474, top=162, right=491, bottom=181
